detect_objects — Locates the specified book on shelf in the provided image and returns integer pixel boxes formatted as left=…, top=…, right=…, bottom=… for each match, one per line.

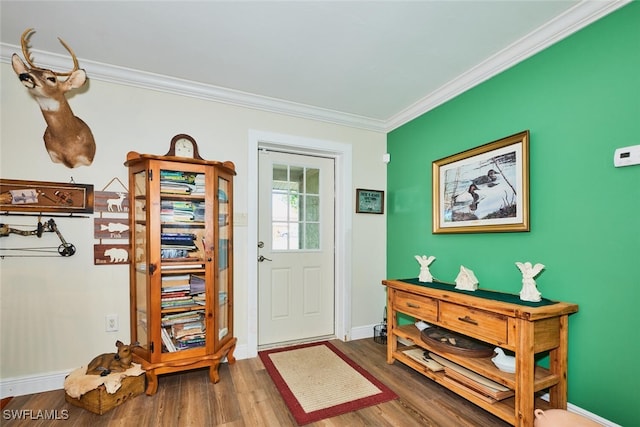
left=161, top=233, right=197, bottom=247
left=162, top=277, right=191, bottom=284
left=172, top=321, right=205, bottom=339
left=162, top=274, right=191, bottom=282
left=160, top=183, right=193, bottom=195
left=161, top=327, right=177, bottom=352
left=161, top=262, right=204, bottom=270
left=161, top=310, right=204, bottom=327
left=159, top=172, right=205, bottom=196
left=176, top=337, right=205, bottom=350
left=189, top=274, right=206, bottom=295
left=161, top=299, right=195, bottom=308
left=161, top=293, right=191, bottom=301
left=161, top=290, right=191, bottom=299
left=161, top=276, right=191, bottom=290
left=161, top=248, right=191, bottom=259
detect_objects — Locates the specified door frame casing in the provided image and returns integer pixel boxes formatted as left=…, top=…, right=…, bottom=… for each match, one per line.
left=247, top=129, right=352, bottom=358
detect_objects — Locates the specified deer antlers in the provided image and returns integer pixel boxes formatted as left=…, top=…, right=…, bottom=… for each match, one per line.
left=12, top=28, right=96, bottom=169
left=19, top=28, right=80, bottom=76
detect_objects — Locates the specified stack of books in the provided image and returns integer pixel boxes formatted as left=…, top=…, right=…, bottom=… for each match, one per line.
left=160, top=309, right=206, bottom=352
left=160, top=201, right=205, bottom=223
left=161, top=275, right=194, bottom=308
left=160, top=233, right=197, bottom=260
left=172, top=321, right=206, bottom=350
left=160, top=171, right=202, bottom=195
left=161, top=201, right=193, bottom=222
left=192, top=174, right=205, bottom=195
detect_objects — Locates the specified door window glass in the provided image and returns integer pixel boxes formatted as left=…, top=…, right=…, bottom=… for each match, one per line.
left=272, top=163, right=320, bottom=250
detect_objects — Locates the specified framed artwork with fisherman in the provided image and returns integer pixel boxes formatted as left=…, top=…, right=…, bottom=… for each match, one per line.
left=432, top=130, right=530, bottom=234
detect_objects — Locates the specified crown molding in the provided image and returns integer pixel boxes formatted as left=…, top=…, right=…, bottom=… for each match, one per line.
left=1, top=0, right=629, bottom=134
left=384, top=0, right=631, bottom=132
left=0, top=44, right=386, bottom=132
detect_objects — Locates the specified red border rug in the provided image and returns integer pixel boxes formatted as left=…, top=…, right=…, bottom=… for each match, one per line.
left=259, top=341, right=397, bottom=425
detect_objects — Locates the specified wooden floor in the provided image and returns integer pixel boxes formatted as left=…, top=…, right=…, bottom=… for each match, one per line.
left=2, top=338, right=510, bottom=426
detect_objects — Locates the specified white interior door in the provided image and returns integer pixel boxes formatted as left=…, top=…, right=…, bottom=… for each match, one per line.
left=258, top=149, right=335, bottom=347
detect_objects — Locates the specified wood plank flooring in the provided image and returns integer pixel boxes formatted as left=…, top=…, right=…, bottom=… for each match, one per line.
left=2, top=338, right=510, bottom=426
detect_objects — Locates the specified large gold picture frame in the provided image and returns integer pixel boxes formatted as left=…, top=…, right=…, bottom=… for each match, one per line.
left=0, top=178, right=94, bottom=214
left=432, top=131, right=529, bottom=234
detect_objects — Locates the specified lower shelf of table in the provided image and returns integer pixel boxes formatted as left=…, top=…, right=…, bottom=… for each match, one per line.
left=392, top=348, right=554, bottom=425
left=394, top=324, right=560, bottom=391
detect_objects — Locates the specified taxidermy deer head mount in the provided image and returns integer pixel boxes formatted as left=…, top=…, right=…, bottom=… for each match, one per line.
left=11, top=28, right=96, bottom=169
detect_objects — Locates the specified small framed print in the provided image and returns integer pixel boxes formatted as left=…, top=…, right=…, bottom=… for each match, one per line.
left=356, top=189, right=384, bottom=214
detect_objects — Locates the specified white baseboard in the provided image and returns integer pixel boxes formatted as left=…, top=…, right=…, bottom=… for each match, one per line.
left=0, top=336, right=619, bottom=427
left=1, top=369, right=70, bottom=399
left=1, top=343, right=250, bottom=400
left=350, top=323, right=380, bottom=341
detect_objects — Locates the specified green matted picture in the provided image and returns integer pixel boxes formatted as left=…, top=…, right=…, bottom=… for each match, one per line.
left=356, top=188, right=384, bottom=214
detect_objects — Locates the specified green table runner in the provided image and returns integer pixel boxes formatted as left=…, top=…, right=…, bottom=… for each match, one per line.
left=397, top=278, right=557, bottom=307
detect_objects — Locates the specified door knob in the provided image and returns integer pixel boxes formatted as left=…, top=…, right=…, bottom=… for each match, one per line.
left=258, top=241, right=264, bottom=248
left=258, top=255, right=272, bottom=262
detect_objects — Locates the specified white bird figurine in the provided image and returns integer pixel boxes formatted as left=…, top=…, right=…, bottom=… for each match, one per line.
left=516, top=261, right=545, bottom=302
left=492, top=347, right=515, bottom=373
left=454, top=265, right=479, bottom=291
left=415, top=255, right=436, bottom=282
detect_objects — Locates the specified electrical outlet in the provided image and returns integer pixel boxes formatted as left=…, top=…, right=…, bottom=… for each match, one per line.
left=105, top=314, right=119, bottom=332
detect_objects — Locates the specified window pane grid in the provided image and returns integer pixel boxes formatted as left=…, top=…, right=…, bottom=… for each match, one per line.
left=271, top=163, right=320, bottom=251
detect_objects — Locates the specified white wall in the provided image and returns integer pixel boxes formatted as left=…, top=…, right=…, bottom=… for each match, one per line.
left=0, top=62, right=387, bottom=394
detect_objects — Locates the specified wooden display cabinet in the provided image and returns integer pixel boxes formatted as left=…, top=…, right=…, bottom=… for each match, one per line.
left=125, top=149, right=236, bottom=395
left=383, top=279, right=578, bottom=427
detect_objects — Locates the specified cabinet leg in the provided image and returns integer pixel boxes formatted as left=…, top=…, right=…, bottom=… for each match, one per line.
left=209, top=362, right=221, bottom=384
left=226, top=340, right=237, bottom=365
left=145, top=371, right=158, bottom=396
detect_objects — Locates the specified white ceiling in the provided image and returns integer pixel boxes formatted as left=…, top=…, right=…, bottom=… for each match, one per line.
left=0, top=1, right=628, bottom=132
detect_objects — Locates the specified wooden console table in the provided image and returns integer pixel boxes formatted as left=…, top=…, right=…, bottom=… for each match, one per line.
left=383, top=279, right=578, bottom=427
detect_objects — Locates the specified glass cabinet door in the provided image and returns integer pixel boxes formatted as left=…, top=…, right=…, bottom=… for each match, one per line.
left=157, top=166, right=208, bottom=354
left=132, top=169, right=149, bottom=355
left=217, top=174, right=231, bottom=343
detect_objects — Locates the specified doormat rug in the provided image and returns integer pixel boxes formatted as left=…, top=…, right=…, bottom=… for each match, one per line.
left=259, top=341, right=398, bottom=425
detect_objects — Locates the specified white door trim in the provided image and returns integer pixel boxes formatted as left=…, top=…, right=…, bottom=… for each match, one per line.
left=247, top=129, right=352, bottom=358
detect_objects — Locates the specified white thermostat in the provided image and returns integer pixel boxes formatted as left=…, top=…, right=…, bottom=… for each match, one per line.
left=614, top=144, right=640, bottom=167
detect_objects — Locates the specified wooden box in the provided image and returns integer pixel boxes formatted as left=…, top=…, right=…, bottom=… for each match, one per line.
left=65, top=374, right=145, bottom=415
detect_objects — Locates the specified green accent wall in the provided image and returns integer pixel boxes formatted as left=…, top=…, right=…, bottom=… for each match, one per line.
left=387, top=3, right=639, bottom=426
